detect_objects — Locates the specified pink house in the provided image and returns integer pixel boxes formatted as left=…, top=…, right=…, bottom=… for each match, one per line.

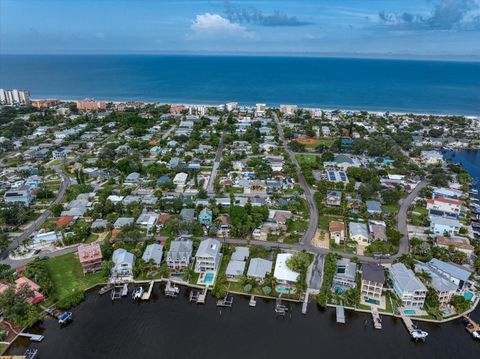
left=0, top=277, right=45, bottom=304
left=78, top=243, right=103, bottom=273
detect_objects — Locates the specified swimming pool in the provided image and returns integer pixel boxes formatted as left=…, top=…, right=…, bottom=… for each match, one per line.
left=276, top=286, right=296, bottom=294
left=335, top=287, right=345, bottom=295
left=443, top=309, right=452, bottom=315
left=403, top=309, right=416, bottom=315
left=464, top=291, right=474, bottom=301
left=202, top=273, right=214, bottom=284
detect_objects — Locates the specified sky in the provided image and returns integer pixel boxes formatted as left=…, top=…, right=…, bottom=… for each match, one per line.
left=1, top=0, right=480, bottom=59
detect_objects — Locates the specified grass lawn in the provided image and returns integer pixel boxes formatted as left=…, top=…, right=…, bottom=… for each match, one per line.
left=295, top=154, right=317, bottom=166
left=46, top=253, right=107, bottom=302
left=318, top=215, right=343, bottom=230
left=85, top=233, right=99, bottom=243
left=382, top=204, right=400, bottom=215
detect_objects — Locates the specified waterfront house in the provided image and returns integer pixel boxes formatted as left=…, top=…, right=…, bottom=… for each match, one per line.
left=225, top=260, right=246, bottom=280
left=198, top=208, right=213, bottom=226
left=167, top=240, right=193, bottom=271
left=390, top=263, right=427, bottom=308
left=194, top=239, right=222, bottom=273
left=420, top=150, right=444, bottom=165
left=414, top=262, right=457, bottom=305
left=435, top=236, right=474, bottom=258
left=142, top=243, right=163, bottom=266
left=429, top=215, right=462, bottom=236
left=427, top=258, right=471, bottom=290
left=427, top=196, right=463, bottom=219
left=247, top=258, right=273, bottom=281
left=329, top=221, right=346, bottom=245
left=361, top=263, right=385, bottom=305
left=111, top=248, right=135, bottom=280
left=78, top=243, right=103, bottom=274
left=332, top=259, right=357, bottom=291
left=273, top=253, right=299, bottom=285
left=348, top=222, right=370, bottom=246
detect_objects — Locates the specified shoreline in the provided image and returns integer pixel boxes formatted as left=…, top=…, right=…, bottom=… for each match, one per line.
left=29, top=98, right=480, bottom=118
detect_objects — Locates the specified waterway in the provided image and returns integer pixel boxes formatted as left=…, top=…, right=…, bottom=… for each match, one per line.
left=444, top=149, right=480, bottom=192
left=6, top=286, right=480, bottom=358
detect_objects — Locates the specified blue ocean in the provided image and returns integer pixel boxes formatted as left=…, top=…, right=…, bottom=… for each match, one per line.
left=1, top=55, right=479, bottom=115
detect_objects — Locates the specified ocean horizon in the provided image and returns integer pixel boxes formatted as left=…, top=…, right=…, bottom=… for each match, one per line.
left=1, top=54, right=480, bottom=115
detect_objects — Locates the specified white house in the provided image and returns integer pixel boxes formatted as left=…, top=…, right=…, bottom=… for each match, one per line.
left=111, top=248, right=135, bottom=281
left=173, top=172, right=188, bottom=186
left=390, top=263, right=427, bottom=308
left=273, top=253, right=299, bottom=285
left=194, top=239, right=222, bottom=273
left=421, top=150, right=444, bottom=165
left=167, top=240, right=193, bottom=271
left=349, top=222, right=370, bottom=246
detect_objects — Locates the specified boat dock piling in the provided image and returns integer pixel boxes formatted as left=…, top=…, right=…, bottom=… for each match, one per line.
left=111, top=284, right=125, bottom=300
left=249, top=295, right=257, bottom=307
left=141, top=281, right=154, bottom=300
left=25, top=349, right=39, bottom=359
left=336, top=306, right=346, bottom=324
left=18, top=333, right=44, bottom=342
left=189, top=290, right=199, bottom=303
left=371, top=309, right=382, bottom=329
left=275, top=298, right=288, bottom=317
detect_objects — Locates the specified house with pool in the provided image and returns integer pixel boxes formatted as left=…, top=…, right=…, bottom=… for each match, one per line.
left=390, top=263, right=427, bottom=312
left=273, top=253, right=299, bottom=293
left=194, top=239, right=222, bottom=285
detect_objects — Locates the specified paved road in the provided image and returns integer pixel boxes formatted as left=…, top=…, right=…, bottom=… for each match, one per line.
left=207, top=131, right=225, bottom=195
left=273, top=114, right=319, bottom=246
left=0, top=166, right=72, bottom=261
left=395, top=179, right=428, bottom=258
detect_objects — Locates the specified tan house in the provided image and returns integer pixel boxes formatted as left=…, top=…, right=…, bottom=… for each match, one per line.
left=329, top=221, right=346, bottom=245
left=78, top=243, right=103, bottom=273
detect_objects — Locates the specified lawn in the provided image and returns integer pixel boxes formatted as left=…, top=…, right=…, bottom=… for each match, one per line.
left=295, top=154, right=317, bottom=166
left=46, top=253, right=107, bottom=302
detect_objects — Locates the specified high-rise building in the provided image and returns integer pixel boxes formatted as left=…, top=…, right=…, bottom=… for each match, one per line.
left=0, top=89, right=30, bottom=105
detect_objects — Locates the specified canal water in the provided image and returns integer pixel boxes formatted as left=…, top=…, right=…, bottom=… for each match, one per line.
left=444, top=149, right=480, bottom=192
left=6, top=286, right=480, bottom=359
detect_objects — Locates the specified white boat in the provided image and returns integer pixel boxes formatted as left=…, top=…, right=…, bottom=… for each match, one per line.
left=472, top=331, right=480, bottom=339
left=410, top=329, right=428, bottom=340
left=132, top=287, right=144, bottom=300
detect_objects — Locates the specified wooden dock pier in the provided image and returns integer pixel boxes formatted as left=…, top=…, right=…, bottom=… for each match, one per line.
left=196, top=287, right=207, bottom=304
left=165, top=281, right=180, bottom=298
left=18, top=333, right=44, bottom=342
left=216, top=295, right=233, bottom=307
left=141, top=280, right=154, bottom=300
left=301, top=292, right=309, bottom=315
left=275, top=298, right=288, bottom=316
left=371, top=309, right=382, bottom=329
left=401, top=315, right=415, bottom=332
left=336, top=306, right=345, bottom=324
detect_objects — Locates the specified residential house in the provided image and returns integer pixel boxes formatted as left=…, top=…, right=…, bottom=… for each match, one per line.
left=333, top=259, right=357, bottom=291
left=427, top=258, right=471, bottom=290
left=366, top=200, right=382, bottom=215
left=429, top=215, right=462, bottom=236
left=231, top=247, right=249, bottom=261
left=78, top=243, right=103, bottom=274
left=4, top=186, right=32, bottom=206
left=111, top=248, right=135, bottom=280
left=349, top=222, right=370, bottom=246
left=225, top=260, right=246, bottom=280
left=167, top=240, right=193, bottom=271
left=273, top=253, right=299, bottom=285
left=247, top=258, right=273, bottom=281
left=414, top=262, right=457, bottom=305
left=113, top=217, right=134, bottom=229
left=361, top=263, right=385, bottom=305
left=329, top=221, right=346, bottom=245
left=198, top=208, right=213, bottom=226
left=390, top=263, right=427, bottom=308
left=194, top=238, right=222, bottom=273
left=180, top=208, right=196, bottom=222
left=326, top=190, right=342, bottom=207
left=421, top=150, right=444, bottom=165
left=142, top=243, right=164, bottom=266
left=436, top=236, right=474, bottom=258
left=125, top=172, right=141, bottom=185
left=427, top=197, right=463, bottom=218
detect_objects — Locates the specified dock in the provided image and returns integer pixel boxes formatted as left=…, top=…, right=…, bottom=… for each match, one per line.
left=216, top=295, right=233, bottom=307
left=196, top=287, right=207, bottom=304
left=189, top=290, right=199, bottom=303
left=336, top=306, right=346, bottom=324
left=301, top=292, right=309, bottom=315
left=275, top=298, right=288, bottom=316
left=165, top=281, right=180, bottom=298
left=371, top=309, right=382, bottom=329
left=25, top=349, right=39, bottom=359
left=111, top=284, right=125, bottom=300
left=401, top=315, right=415, bottom=332
left=463, top=315, right=480, bottom=338
left=141, top=280, right=154, bottom=300
left=18, top=333, right=44, bottom=342
left=249, top=295, right=257, bottom=307
left=98, top=285, right=113, bottom=295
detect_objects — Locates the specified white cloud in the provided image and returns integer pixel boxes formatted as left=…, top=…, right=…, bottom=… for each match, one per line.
left=191, top=13, right=254, bottom=38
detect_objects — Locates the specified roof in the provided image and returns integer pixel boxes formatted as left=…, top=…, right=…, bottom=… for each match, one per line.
left=349, top=222, right=369, bottom=238
left=429, top=215, right=461, bottom=227
left=231, top=247, right=250, bottom=261
left=436, top=236, right=474, bottom=251
left=247, top=258, right=273, bottom=279
left=362, top=263, right=385, bottom=284
left=274, top=253, right=299, bottom=283
left=168, top=240, right=193, bottom=261
left=335, top=259, right=357, bottom=281
left=329, top=221, right=345, bottom=233
left=390, top=263, right=427, bottom=293
left=195, top=238, right=221, bottom=258
left=55, top=215, right=75, bottom=227
left=225, top=260, right=246, bottom=276
left=78, top=243, right=102, bottom=263
left=112, top=248, right=135, bottom=265
left=142, top=244, right=163, bottom=265
left=428, top=258, right=471, bottom=282
left=180, top=208, right=196, bottom=221
left=366, top=200, right=382, bottom=213
left=414, top=263, right=457, bottom=292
